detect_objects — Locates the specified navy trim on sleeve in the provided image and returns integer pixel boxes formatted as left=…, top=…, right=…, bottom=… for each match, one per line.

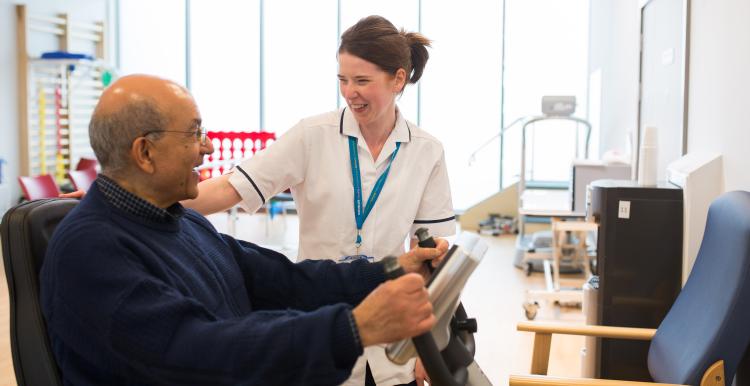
left=414, top=215, right=456, bottom=224
left=235, top=165, right=265, bottom=204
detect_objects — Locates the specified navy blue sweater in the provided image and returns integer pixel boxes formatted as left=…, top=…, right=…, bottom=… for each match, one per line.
left=40, top=184, right=386, bottom=385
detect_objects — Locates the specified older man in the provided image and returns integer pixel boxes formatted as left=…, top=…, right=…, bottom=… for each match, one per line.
left=40, top=74, right=446, bottom=386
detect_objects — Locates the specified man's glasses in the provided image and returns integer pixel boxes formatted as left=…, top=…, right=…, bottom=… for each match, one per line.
left=143, top=126, right=208, bottom=145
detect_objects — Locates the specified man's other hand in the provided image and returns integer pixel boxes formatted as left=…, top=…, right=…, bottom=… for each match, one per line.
left=352, top=273, right=434, bottom=347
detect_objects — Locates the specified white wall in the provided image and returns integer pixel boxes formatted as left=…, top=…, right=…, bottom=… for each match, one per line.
left=589, top=0, right=749, bottom=192
left=686, top=0, right=750, bottom=191
left=0, top=0, right=108, bottom=213
left=587, top=0, right=640, bottom=160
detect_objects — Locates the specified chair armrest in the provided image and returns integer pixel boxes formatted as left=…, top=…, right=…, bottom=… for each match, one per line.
left=518, top=322, right=656, bottom=375
left=518, top=321, right=656, bottom=340
left=509, top=374, right=685, bottom=386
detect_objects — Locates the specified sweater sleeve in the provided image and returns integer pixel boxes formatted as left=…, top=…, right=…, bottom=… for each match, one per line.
left=42, top=223, right=365, bottom=385
left=110, top=279, right=361, bottom=385
left=223, top=234, right=387, bottom=311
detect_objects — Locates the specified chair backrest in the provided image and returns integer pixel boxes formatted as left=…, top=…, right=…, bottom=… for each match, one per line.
left=67, top=168, right=97, bottom=192
left=18, top=175, right=61, bottom=201
left=74, top=157, right=98, bottom=171
left=648, top=191, right=750, bottom=384
left=1, top=198, right=77, bottom=386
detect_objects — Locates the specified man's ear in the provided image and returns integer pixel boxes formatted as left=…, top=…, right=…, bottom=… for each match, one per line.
left=130, top=137, right=156, bottom=174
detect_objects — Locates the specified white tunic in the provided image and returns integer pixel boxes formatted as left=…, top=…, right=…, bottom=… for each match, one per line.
left=228, top=107, right=456, bottom=385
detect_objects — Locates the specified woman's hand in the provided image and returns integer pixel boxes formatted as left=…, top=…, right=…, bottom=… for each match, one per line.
left=415, top=357, right=430, bottom=386
left=397, top=238, right=449, bottom=277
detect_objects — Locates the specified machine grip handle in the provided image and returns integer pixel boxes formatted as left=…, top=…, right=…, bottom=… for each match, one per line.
left=415, top=227, right=437, bottom=248
left=382, top=256, right=405, bottom=280
left=415, top=227, right=437, bottom=273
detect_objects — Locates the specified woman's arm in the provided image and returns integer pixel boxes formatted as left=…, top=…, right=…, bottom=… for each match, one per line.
left=181, top=174, right=242, bottom=215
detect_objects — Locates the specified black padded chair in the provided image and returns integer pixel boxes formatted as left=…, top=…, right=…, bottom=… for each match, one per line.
left=511, top=191, right=750, bottom=386
left=2, top=198, right=77, bottom=386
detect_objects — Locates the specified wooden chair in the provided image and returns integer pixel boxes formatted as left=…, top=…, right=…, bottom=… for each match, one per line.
left=511, top=191, right=750, bottom=386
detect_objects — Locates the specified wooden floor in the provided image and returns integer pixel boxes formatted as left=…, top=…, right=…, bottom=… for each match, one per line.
left=0, top=212, right=586, bottom=385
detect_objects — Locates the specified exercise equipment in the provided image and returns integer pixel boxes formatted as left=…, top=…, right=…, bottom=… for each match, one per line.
left=385, top=231, right=494, bottom=386
left=514, top=95, right=592, bottom=274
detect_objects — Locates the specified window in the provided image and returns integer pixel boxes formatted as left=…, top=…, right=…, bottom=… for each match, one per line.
left=116, top=0, right=591, bottom=210
left=118, top=0, right=186, bottom=84
left=189, top=0, right=261, bottom=131
left=263, top=0, right=338, bottom=135
left=502, top=0, right=590, bottom=188
left=421, top=1, right=504, bottom=210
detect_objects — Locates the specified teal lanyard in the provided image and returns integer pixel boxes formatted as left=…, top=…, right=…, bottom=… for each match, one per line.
left=349, top=136, right=401, bottom=249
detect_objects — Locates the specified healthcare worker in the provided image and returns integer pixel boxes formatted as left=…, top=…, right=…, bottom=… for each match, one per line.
left=185, top=15, right=455, bottom=386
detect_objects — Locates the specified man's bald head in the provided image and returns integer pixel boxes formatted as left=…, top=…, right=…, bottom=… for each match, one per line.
left=95, top=75, right=193, bottom=116
left=89, top=75, right=195, bottom=175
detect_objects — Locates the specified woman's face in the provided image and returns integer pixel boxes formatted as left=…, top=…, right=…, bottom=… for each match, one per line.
left=338, top=52, right=406, bottom=130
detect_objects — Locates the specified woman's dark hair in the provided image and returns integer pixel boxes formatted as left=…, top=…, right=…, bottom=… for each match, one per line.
left=339, top=15, right=431, bottom=91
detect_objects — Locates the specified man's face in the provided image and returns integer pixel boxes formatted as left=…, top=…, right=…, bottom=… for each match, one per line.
left=147, top=96, right=213, bottom=204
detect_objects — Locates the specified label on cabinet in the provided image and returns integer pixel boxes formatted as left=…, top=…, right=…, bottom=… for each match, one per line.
left=618, top=200, right=631, bottom=219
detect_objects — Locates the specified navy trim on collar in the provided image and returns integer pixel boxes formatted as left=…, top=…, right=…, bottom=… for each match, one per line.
left=339, top=107, right=411, bottom=143
left=339, top=107, right=346, bottom=135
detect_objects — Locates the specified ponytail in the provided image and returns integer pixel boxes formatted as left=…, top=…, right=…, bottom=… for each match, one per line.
left=401, top=30, right=431, bottom=84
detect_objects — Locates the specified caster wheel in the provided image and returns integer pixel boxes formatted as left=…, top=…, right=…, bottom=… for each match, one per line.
left=523, top=301, right=539, bottom=320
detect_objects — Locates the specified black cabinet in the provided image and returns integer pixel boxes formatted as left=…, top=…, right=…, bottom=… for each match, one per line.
left=589, top=179, right=683, bottom=381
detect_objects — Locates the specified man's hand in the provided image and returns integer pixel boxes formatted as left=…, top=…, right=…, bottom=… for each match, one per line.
left=398, top=238, right=449, bottom=276
left=352, top=273, right=435, bottom=347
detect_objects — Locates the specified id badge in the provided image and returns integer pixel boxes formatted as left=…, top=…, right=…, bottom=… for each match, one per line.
left=338, top=254, right=374, bottom=263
